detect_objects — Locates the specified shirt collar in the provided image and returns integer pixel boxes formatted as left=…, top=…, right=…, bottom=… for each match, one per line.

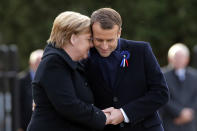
left=175, top=68, right=186, bottom=81
left=29, top=69, right=35, bottom=80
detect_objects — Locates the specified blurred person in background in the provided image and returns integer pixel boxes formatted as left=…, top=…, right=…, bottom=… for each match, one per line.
left=160, top=43, right=197, bottom=131
left=17, top=49, right=43, bottom=131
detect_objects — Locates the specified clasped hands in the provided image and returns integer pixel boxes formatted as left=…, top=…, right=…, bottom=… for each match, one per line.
left=103, top=107, right=124, bottom=125
left=174, top=108, right=194, bottom=125
left=32, top=102, right=124, bottom=125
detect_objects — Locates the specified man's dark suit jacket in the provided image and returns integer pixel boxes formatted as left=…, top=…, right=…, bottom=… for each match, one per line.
left=86, top=38, right=169, bottom=131
left=18, top=71, right=33, bottom=130
left=161, top=67, right=197, bottom=131
left=27, top=44, right=106, bottom=131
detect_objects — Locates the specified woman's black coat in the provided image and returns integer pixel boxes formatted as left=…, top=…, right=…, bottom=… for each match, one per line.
left=27, top=44, right=106, bottom=131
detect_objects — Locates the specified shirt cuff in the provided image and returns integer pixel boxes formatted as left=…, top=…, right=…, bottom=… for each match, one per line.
left=120, top=108, right=130, bottom=123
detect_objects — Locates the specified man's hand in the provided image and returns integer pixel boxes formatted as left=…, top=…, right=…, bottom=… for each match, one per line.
left=174, top=108, right=194, bottom=125
left=103, top=107, right=124, bottom=125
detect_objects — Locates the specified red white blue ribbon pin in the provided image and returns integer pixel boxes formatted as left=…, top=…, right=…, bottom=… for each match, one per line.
left=120, top=51, right=130, bottom=68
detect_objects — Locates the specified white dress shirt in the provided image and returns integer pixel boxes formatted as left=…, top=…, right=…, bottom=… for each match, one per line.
left=120, top=108, right=130, bottom=123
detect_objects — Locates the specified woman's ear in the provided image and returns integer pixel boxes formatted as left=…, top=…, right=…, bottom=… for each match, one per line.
left=70, top=34, right=76, bottom=46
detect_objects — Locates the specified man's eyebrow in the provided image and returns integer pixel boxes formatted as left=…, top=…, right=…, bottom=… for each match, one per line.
left=95, top=38, right=103, bottom=40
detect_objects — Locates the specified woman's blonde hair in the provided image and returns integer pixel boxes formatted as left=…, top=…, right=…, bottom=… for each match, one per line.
left=47, top=11, right=90, bottom=48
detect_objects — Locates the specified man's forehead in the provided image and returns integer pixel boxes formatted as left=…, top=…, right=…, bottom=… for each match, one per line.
left=93, top=23, right=119, bottom=30
left=92, top=23, right=119, bottom=37
left=93, top=31, right=118, bottom=39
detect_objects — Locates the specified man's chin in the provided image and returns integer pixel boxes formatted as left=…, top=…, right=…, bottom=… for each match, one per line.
left=99, top=52, right=111, bottom=57
left=83, top=54, right=89, bottom=59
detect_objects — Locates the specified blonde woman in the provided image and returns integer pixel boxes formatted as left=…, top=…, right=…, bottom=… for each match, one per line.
left=27, top=11, right=109, bottom=131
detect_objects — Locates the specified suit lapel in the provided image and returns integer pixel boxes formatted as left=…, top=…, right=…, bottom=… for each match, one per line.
left=92, top=60, right=113, bottom=94
left=113, top=40, right=129, bottom=91
left=171, top=70, right=188, bottom=103
left=96, top=64, right=113, bottom=94
left=113, top=67, right=127, bottom=90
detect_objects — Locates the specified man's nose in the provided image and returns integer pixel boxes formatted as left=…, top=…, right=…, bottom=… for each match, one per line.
left=102, top=41, right=108, bottom=50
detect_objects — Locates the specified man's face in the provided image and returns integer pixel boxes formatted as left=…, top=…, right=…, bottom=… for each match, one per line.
left=92, top=22, right=121, bottom=57
left=30, top=55, right=42, bottom=72
left=170, top=50, right=189, bottom=69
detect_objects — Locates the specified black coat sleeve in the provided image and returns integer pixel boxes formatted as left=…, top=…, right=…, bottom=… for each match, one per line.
left=40, top=56, right=106, bottom=130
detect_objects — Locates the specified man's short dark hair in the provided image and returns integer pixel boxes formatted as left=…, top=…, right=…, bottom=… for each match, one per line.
left=91, top=8, right=122, bottom=29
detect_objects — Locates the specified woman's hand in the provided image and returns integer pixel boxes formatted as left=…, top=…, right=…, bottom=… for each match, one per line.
left=104, top=112, right=111, bottom=125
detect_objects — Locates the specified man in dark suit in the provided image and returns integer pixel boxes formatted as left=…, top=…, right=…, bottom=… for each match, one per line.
left=161, top=43, right=197, bottom=131
left=17, top=49, right=43, bottom=131
left=85, top=8, right=169, bottom=131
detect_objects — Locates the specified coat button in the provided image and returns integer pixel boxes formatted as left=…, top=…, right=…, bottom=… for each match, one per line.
left=84, top=82, right=88, bottom=87
left=113, top=97, right=118, bottom=102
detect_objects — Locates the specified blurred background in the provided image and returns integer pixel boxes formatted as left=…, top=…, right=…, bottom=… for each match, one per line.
left=1, top=0, right=197, bottom=131
left=1, top=0, right=197, bottom=68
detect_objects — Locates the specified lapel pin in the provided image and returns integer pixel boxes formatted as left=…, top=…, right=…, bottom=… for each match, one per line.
left=120, top=51, right=130, bottom=68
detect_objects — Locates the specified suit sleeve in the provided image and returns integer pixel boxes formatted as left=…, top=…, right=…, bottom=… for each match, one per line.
left=161, top=73, right=183, bottom=118
left=161, top=98, right=182, bottom=118
left=122, top=43, right=169, bottom=124
left=187, top=71, right=197, bottom=110
left=40, top=56, right=106, bottom=130
left=163, top=70, right=197, bottom=118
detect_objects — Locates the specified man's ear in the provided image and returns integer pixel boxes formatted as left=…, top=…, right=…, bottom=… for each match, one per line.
left=70, top=34, right=76, bottom=46
left=168, top=57, right=173, bottom=65
left=118, top=28, right=122, bottom=38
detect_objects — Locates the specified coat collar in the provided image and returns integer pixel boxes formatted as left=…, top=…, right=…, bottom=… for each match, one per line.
left=43, top=43, right=78, bottom=70
left=89, top=38, right=129, bottom=92
left=113, top=39, right=129, bottom=91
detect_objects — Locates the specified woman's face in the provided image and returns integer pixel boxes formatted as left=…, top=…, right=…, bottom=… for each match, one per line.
left=72, top=31, right=93, bottom=60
